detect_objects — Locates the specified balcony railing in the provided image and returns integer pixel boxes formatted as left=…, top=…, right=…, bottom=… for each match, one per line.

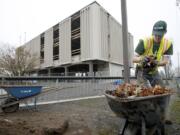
left=71, top=33, right=80, bottom=40
left=53, top=55, right=59, bottom=60
left=53, top=37, right=59, bottom=43
left=53, top=42, right=59, bottom=47
left=71, top=15, right=80, bottom=21
left=72, top=49, right=80, bottom=56
left=40, top=59, right=44, bottom=63
left=71, top=28, right=80, bottom=35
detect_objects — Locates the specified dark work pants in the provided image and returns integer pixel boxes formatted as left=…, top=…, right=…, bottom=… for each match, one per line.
left=136, top=70, right=163, bottom=87
left=136, top=69, right=166, bottom=135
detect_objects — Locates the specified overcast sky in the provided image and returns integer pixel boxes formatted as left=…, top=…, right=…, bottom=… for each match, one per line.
left=0, top=0, right=180, bottom=67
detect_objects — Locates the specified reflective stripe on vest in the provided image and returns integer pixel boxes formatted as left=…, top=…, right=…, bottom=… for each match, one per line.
left=143, top=36, right=171, bottom=61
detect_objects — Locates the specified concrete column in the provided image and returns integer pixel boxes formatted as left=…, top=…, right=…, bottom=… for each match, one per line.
left=36, top=70, right=39, bottom=76
left=65, top=67, right=68, bottom=76
left=89, top=62, right=94, bottom=76
left=48, top=68, right=51, bottom=76
left=30, top=70, right=39, bottom=76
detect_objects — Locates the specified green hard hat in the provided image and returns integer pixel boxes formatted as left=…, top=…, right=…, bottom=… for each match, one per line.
left=152, top=20, right=167, bottom=36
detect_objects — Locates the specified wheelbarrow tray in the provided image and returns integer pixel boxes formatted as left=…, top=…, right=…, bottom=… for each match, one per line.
left=0, top=85, right=42, bottom=99
left=105, top=90, right=171, bottom=126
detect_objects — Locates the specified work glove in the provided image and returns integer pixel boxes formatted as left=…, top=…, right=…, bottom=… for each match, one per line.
left=143, top=56, right=150, bottom=63
left=141, top=56, right=151, bottom=68
left=150, top=60, right=158, bottom=68
left=141, top=55, right=158, bottom=73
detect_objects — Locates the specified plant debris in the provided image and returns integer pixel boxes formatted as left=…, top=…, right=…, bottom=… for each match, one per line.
left=107, top=83, right=171, bottom=98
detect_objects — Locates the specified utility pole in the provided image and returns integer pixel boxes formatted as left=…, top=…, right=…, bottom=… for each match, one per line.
left=177, top=0, right=180, bottom=77
left=121, top=0, right=130, bottom=83
left=178, top=52, right=180, bottom=77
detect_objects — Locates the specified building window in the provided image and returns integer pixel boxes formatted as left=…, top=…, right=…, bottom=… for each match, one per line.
left=71, top=12, right=80, bottom=56
left=53, top=46, right=59, bottom=60
left=53, top=24, right=59, bottom=60
left=40, top=33, right=45, bottom=63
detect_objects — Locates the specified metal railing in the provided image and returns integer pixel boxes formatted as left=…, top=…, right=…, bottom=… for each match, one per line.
left=53, top=54, right=59, bottom=60
left=53, top=37, right=59, bottom=43
left=71, top=28, right=80, bottom=35
left=40, top=59, right=44, bottom=63
left=0, top=76, right=126, bottom=105
left=0, top=76, right=178, bottom=106
left=72, top=49, right=80, bottom=55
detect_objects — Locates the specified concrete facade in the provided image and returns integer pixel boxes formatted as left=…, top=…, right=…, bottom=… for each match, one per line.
left=22, top=2, right=134, bottom=76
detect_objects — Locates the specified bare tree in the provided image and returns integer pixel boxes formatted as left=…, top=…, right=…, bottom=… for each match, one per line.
left=0, top=44, right=38, bottom=76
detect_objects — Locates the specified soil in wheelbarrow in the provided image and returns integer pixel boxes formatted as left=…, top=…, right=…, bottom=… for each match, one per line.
left=0, top=97, right=180, bottom=135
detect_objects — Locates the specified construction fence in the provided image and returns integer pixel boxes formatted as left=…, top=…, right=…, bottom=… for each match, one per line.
left=0, top=76, right=178, bottom=106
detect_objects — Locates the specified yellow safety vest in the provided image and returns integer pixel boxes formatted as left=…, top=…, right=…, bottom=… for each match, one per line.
left=140, top=36, right=172, bottom=74
left=143, top=36, right=171, bottom=61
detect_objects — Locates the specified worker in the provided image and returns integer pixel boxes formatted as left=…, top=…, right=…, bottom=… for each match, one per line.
left=133, top=20, right=173, bottom=87
left=133, top=20, right=173, bottom=135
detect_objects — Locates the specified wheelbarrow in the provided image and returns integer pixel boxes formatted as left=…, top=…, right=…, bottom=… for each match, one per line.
left=0, top=85, right=42, bottom=113
left=105, top=90, right=171, bottom=135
